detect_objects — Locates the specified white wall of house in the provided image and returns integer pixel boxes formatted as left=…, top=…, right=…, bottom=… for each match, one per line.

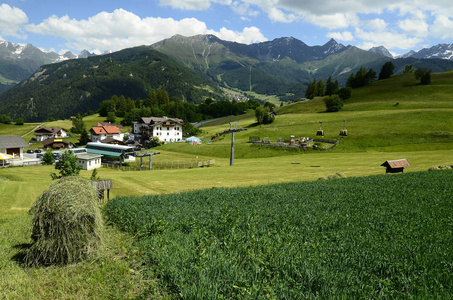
left=77, top=157, right=102, bottom=170
left=91, top=133, right=124, bottom=142
left=153, top=122, right=183, bottom=142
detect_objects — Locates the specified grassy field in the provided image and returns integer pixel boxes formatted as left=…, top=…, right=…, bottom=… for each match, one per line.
left=1, top=71, right=453, bottom=298
left=105, top=170, right=453, bottom=298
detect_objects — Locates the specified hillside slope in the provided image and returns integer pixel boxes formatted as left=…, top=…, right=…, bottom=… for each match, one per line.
left=0, top=46, right=222, bottom=122
left=159, top=71, right=453, bottom=158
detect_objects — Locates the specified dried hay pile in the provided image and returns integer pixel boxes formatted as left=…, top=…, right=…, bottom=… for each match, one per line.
left=25, top=176, right=103, bottom=266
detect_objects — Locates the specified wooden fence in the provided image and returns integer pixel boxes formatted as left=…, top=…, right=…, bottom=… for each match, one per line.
left=102, top=159, right=215, bottom=171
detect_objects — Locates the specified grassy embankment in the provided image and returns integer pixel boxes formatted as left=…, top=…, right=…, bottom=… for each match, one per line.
left=1, top=71, right=453, bottom=298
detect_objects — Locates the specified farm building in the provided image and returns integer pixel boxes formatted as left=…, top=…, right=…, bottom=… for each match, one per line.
left=0, top=135, right=29, bottom=158
left=34, top=127, right=68, bottom=142
left=381, top=159, right=411, bottom=173
left=132, top=116, right=183, bottom=143
left=42, top=138, right=72, bottom=150
left=86, top=142, right=136, bottom=162
left=75, top=152, right=102, bottom=170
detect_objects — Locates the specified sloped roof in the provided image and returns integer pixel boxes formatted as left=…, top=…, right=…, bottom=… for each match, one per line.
left=381, top=159, right=411, bottom=168
left=0, top=135, right=29, bottom=148
left=42, top=137, right=70, bottom=147
left=34, top=127, right=64, bottom=135
left=91, top=125, right=121, bottom=135
left=140, top=116, right=183, bottom=126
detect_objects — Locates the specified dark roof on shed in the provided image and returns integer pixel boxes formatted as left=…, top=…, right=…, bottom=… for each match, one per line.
left=381, top=159, right=411, bottom=168
left=0, top=135, right=29, bottom=149
left=42, top=137, right=70, bottom=147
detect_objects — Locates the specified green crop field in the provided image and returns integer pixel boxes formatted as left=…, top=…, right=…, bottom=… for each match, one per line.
left=105, top=171, right=453, bottom=298
left=1, top=72, right=453, bottom=298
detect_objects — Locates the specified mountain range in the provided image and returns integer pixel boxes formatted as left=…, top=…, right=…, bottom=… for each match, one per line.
left=2, top=35, right=453, bottom=122
left=0, top=41, right=97, bottom=93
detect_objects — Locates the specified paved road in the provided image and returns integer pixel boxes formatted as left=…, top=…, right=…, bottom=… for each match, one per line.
left=192, top=116, right=233, bottom=128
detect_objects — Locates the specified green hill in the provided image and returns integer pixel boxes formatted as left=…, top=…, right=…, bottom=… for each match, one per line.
left=0, top=46, right=223, bottom=122
left=157, top=71, right=453, bottom=158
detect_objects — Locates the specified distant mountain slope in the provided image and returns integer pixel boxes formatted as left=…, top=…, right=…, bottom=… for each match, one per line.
left=408, top=43, right=453, bottom=60
left=0, top=41, right=99, bottom=93
left=0, top=41, right=63, bottom=93
left=0, top=46, right=222, bottom=122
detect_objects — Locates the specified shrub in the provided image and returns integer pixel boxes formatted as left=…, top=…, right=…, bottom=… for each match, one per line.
left=51, top=150, right=81, bottom=179
left=25, top=177, right=103, bottom=266
left=414, top=68, right=431, bottom=85
left=324, top=95, right=344, bottom=112
left=42, top=151, right=54, bottom=165
left=338, top=87, right=352, bottom=100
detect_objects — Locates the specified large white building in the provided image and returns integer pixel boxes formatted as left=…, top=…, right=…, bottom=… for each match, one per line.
left=132, top=116, right=183, bottom=143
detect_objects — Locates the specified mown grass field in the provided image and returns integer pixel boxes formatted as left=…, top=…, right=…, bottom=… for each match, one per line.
left=1, top=71, right=453, bottom=298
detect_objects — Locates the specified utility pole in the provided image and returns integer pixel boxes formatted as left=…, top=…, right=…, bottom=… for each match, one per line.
left=221, top=122, right=246, bottom=166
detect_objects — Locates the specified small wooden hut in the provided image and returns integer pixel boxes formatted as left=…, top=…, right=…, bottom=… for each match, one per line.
left=89, top=180, right=113, bottom=203
left=381, top=159, right=411, bottom=173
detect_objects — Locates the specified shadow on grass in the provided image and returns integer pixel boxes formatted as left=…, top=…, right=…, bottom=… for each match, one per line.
left=11, top=243, right=32, bottom=265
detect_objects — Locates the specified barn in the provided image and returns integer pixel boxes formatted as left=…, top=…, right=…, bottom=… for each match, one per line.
left=381, top=159, right=411, bottom=173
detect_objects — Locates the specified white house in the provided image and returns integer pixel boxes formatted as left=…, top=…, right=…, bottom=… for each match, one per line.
left=34, top=127, right=68, bottom=142
left=90, top=125, right=124, bottom=142
left=75, top=152, right=103, bottom=170
left=132, top=116, right=183, bottom=143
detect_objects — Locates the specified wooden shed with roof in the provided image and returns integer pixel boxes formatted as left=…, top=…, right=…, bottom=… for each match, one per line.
left=381, top=158, right=411, bottom=173
left=0, top=135, right=29, bottom=158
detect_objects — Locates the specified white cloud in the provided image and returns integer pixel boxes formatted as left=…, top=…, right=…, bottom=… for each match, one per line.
left=25, top=9, right=266, bottom=52
left=328, top=31, right=354, bottom=42
left=430, top=14, right=453, bottom=40
left=158, top=0, right=232, bottom=10
left=208, top=26, right=266, bottom=44
left=355, top=28, right=422, bottom=50
left=366, top=18, right=387, bottom=32
left=0, top=4, right=28, bottom=38
left=398, top=18, right=429, bottom=37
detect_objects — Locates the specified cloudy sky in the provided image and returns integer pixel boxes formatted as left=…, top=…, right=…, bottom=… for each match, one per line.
left=1, top=0, right=452, bottom=56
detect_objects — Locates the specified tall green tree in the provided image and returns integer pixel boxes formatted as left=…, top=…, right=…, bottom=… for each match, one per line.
left=50, top=151, right=81, bottom=179
left=71, top=113, right=85, bottom=134
left=325, top=76, right=339, bottom=96
left=315, top=80, right=325, bottom=97
left=79, top=128, right=90, bottom=146
left=98, top=99, right=115, bottom=117
left=414, top=68, right=431, bottom=85
left=305, top=80, right=316, bottom=99
left=378, top=61, right=395, bottom=80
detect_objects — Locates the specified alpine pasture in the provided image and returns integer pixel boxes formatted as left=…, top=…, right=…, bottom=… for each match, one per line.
left=1, top=72, right=453, bottom=298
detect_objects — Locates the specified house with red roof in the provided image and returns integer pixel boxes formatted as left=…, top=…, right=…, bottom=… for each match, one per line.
left=90, top=124, right=124, bottom=142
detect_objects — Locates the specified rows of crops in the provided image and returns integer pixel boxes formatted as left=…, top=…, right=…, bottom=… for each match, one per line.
left=105, top=170, right=453, bottom=298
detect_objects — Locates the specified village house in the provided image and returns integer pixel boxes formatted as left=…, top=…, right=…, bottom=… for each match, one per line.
left=42, top=138, right=73, bottom=150
left=90, top=123, right=124, bottom=142
left=0, top=135, right=29, bottom=159
left=75, top=152, right=103, bottom=170
left=132, top=116, right=183, bottom=143
left=34, top=127, right=68, bottom=142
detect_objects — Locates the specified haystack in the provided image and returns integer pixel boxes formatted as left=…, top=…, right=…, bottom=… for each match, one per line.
left=25, top=176, right=103, bottom=266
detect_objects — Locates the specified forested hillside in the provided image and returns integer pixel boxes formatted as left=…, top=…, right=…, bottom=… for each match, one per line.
left=0, top=46, right=222, bottom=122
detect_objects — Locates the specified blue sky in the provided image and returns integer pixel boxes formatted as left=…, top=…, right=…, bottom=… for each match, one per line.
left=1, top=0, right=453, bottom=56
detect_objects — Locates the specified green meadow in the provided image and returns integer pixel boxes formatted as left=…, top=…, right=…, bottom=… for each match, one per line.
left=1, top=72, right=453, bottom=298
